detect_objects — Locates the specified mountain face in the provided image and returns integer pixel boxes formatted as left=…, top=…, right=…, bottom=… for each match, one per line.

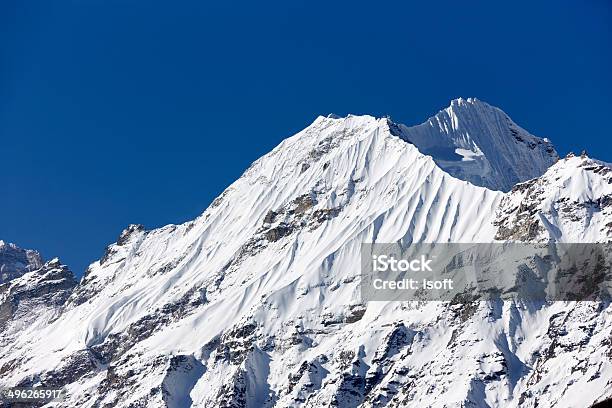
left=397, top=98, right=558, bottom=191
left=495, top=153, right=612, bottom=242
left=0, top=240, right=43, bottom=284
left=0, top=247, right=76, bottom=372
left=1, top=99, right=611, bottom=408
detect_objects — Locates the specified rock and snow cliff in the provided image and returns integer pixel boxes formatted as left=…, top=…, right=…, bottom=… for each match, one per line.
left=0, top=99, right=610, bottom=408
left=0, top=240, right=44, bottom=284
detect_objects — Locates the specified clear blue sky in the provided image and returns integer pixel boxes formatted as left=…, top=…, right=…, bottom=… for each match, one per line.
left=1, top=0, right=610, bottom=275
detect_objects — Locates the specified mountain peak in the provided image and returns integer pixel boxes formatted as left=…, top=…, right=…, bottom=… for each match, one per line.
left=0, top=241, right=44, bottom=284
left=449, top=96, right=481, bottom=106
left=397, top=98, right=559, bottom=191
left=496, top=153, right=612, bottom=242
left=542, top=151, right=610, bottom=184
left=306, top=99, right=558, bottom=192
left=444, top=97, right=496, bottom=114
left=443, top=97, right=517, bottom=124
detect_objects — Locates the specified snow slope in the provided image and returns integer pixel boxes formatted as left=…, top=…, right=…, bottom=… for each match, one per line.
left=0, top=99, right=610, bottom=408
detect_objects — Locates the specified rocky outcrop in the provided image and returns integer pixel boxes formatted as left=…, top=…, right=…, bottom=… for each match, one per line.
left=0, top=241, right=43, bottom=284
left=0, top=257, right=76, bottom=333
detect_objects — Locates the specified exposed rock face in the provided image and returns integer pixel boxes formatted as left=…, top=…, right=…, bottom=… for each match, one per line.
left=0, top=100, right=610, bottom=408
left=0, top=240, right=43, bottom=284
left=0, top=248, right=77, bottom=390
left=0, top=258, right=76, bottom=330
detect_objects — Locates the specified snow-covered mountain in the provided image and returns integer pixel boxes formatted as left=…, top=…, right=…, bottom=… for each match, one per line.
left=396, top=98, right=558, bottom=192
left=1, top=99, right=610, bottom=408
